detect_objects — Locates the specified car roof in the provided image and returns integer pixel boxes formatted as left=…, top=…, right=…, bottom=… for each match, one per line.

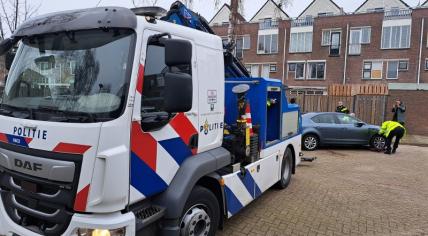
left=303, top=112, right=342, bottom=118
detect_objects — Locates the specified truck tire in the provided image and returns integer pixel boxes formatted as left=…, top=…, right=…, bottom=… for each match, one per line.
left=276, top=147, right=293, bottom=189
left=179, top=186, right=220, bottom=236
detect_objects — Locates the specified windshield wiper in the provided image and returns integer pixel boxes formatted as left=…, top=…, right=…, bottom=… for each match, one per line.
left=0, top=104, right=33, bottom=119
left=35, top=106, right=96, bottom=123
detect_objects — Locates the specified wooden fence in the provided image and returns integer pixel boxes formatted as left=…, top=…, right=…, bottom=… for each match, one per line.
left=328, top=84, right=389, bottom=96
left=292, top=94, right=388, bottom=126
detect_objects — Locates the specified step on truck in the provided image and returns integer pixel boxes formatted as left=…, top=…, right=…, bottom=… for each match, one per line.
left=0, top=3, right=302, bottom=236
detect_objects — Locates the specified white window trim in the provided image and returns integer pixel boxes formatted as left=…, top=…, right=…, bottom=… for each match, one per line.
left=386, top=60, right=399, bottom=80
left=289, top=32, right=313, bottom=53
left=269, top=64, right=277, bottom=72
left=257, top=34, right=279, bottom=55
left=321, top=28, right=341, bottom=46
left=242, top=35, right=251, bottom=50
left=287, top=61, right=306, bottom=80
left=381, top=24, right=412, bottom=50
left=350, top=26, right=372, bottom=44
left=397, top=59, right=409, bottom=71
left=362, top=60, right=383, bottom=80
left=306, top=60, right=327, bottom=80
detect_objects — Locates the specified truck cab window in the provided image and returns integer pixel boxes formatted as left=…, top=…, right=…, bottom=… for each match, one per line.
left=141, top=42, right=192, bottom=131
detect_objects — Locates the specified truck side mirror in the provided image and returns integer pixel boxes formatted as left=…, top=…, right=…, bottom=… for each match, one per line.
left=164, top=38, right=192, bottom=66
left=163, top=72, right=192, bottom=113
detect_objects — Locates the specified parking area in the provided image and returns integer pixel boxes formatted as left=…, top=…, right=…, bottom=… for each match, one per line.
left=218, top=145, right=428, bottom=236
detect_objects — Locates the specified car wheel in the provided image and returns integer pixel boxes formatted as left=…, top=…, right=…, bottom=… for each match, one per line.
left=180, top=186, right=220, bottom=236
left=370, top=135, right=386, bottom=151
left=276, top=147, right=293, bottom=189
left=303, top=134, right=319, bottom=151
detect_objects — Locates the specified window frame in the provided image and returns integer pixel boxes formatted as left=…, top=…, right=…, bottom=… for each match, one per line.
left=289, top=32, right=313, bottom=53
left=362, top=60, right=383, bottom=80
left=257, top=34, right=279, bottom=54
left=425, top=58, right=428, bottom=70
left=307, top=61, right=326, bottom=80
left=386, top=60, right=399, bottom=80
left=398, top=60, right=409, bottom=71
left=269, top=64, right=277, bottom=72
left=287, top=61, right=306, bottom=80
left=381, top=25, right=411, bottom=49
left=321, top=29, right=341, bottom=47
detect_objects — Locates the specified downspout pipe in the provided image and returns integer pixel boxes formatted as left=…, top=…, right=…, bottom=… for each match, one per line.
left=343, top=23, right=349, bottom=85
left=417, top=18, right=424, bottom=85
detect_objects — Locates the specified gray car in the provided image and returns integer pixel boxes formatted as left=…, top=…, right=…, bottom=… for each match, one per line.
left=302, top=112, right=386, bottom=151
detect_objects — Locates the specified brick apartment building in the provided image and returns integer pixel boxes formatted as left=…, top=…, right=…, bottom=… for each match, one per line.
left=210, top=0, right=428, bottom=95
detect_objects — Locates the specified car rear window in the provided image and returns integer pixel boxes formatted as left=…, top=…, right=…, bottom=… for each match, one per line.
left=311, top=114, right=336, bottom=124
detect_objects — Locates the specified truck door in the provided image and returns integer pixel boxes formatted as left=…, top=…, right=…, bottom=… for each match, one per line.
left=130, top=30, right=199, bottom=202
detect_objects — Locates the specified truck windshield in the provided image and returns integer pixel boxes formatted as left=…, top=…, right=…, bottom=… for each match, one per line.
left=1, top=28, right=135, bottom=123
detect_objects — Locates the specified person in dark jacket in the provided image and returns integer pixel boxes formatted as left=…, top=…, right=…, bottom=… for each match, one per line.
left=336, top=101, right=350, bottom=114
left=392, top=99, right=406, bottom=125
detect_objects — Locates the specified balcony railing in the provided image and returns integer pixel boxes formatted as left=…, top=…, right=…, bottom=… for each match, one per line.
left=259, top=20, right=279, bottom=30
left=291, top=18, right=314, bottom=27
left=384, top=9, right=412, bottom=19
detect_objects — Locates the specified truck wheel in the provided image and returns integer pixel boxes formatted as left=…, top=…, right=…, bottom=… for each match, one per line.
left=303, top=134, right=319, bottom=151
left=180, top=186, right=220, bottom=236
left=276, top=147, right=293, bottom=189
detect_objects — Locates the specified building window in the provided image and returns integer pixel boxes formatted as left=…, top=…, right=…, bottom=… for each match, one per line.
left=307, top=62, right=326, bottom=80
left=398, top=60, right=408, bottom=71
left=321, top=29, right=341, bottom=46
left=382, top=25, right=411, bottom=49
left=362, top=61, right=383, bottom=79
left=387, top=61, right=399, bottom=79
left=288, top=62, right=305, bottom=80
left=270, top=64, right=277, bottom=72
left=289, top=32, right=313, bottom=53
left=258, top=34, right=278, bottom=54
left=425, top=59, right=428, bottom=70
left=349, top=27, right=371, bottom=55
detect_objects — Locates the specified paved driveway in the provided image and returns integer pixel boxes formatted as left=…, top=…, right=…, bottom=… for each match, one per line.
left=218, top=145, right=428, bottom=236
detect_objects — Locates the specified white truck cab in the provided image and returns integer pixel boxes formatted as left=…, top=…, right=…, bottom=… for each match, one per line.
left=0, top=5, right=301, bottom=236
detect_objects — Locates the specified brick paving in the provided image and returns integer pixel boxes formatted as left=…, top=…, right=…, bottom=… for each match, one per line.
left=218, top=145, right=428, bottom=236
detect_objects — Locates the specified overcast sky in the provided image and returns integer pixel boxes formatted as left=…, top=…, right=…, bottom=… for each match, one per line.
left=35, top=0, right=423, bottom=21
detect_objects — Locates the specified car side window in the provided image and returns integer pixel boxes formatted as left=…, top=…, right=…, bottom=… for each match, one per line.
left=311, top=114, right=336, bottom=124
left=336, top=114, right=359, bottom=124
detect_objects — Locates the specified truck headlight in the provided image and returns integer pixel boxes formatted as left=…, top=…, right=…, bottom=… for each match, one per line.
left=72, top=227, right=126, bottom=236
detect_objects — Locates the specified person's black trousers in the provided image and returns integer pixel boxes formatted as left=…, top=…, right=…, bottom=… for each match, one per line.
left=385, top=127, right=405, bottom=153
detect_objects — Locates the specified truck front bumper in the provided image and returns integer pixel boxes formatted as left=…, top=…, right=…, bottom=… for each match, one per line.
left=0, top=196, right=136, bottom=236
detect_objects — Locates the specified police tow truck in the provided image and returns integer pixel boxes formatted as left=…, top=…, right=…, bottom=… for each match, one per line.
left=0, top=2, right=302, bottom=236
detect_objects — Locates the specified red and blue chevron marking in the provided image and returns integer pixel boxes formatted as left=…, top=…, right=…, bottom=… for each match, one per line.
left=131, top=64, right=198, bottom=198
left=0, top=132, right=32, bottom=147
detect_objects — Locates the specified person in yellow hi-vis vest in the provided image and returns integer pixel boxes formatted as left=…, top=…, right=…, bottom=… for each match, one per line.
left=379, top=121, right=406, bottom=155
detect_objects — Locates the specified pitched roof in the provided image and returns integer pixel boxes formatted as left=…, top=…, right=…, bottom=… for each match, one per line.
left=297, top=0, right=343, bottom=18
left=209, top=3, right=246, bottom=24
left=355, top=0, right=410, bottom=13
left=249, top=0, right=289, bottom=22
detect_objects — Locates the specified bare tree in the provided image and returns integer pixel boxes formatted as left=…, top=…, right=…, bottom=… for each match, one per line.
left=0, top=0, right=40, bottom=39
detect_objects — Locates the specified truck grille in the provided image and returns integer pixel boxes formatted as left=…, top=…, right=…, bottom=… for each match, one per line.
left=0, top=143, right=83, bottom=236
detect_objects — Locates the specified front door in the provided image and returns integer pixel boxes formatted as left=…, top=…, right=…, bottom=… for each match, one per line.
left=129, top=30, right=199, bottom=204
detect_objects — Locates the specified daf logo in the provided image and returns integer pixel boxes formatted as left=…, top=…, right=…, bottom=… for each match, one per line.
left=14, top=159, right=43, bottom=172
